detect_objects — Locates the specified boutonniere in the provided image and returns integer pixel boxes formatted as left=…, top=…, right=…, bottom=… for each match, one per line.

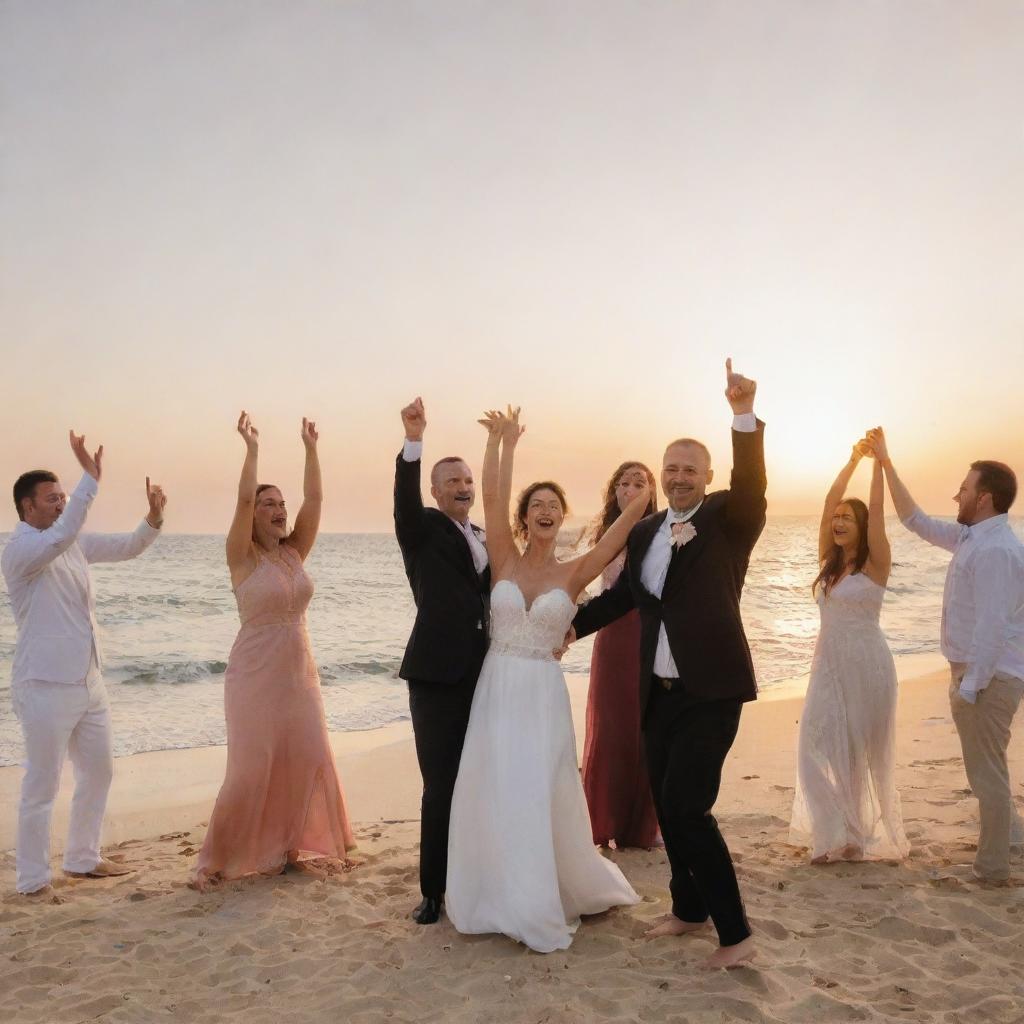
left=670, top=521, right=697, bottom=548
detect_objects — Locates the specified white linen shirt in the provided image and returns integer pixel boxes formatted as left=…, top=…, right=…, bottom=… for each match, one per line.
left=642, top=412, right=758, bottom=678
left=901, top=508, right=1024, bottom=701
left=402, top=439, right=488, bottom=574
left=1, top=473, right=161, bottom=685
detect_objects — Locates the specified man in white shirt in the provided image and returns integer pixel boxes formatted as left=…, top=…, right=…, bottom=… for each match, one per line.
left=873, top=428, right=1024, bottom=882
left=2, top=431, right=167, bottom=894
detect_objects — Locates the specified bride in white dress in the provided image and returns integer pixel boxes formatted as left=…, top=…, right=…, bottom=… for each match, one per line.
left=790, top=436, right=910, bottom=863
left=446, top=407, right=650, bottom=952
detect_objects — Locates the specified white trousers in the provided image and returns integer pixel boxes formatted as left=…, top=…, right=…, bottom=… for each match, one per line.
left=11, top=675, right=113, bottom=893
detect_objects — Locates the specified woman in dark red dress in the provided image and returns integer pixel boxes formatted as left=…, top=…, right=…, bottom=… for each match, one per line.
left=579, top=461, right=659, bottom=849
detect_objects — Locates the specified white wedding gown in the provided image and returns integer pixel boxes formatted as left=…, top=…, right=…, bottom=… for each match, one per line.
left=446, top=580, right=640, bottom=952
left=791, top=573, right=910, bottom=861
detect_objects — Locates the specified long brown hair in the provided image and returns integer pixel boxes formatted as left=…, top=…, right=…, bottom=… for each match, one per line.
left=580, top=461, right=658, bottom=549
left=513, top=480, right=569, bottom=542
left=813, top=497, right=869, bottom=597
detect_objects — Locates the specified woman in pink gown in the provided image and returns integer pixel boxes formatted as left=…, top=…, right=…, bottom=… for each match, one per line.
left=194, top=412, right=355, bottom=887
left=579, top=461, right=659, bottom=849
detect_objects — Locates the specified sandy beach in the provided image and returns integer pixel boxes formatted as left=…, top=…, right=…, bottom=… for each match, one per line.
left=2, top=659, right=1023, bottom=1024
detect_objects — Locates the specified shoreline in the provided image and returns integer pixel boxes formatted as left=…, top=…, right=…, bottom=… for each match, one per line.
left=0, top=650, right=952, bottom=853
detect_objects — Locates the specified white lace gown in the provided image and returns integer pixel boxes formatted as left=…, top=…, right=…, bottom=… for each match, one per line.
left=791, top=573, right=910, bottom=861
left=446, top=580, right=640, bottom=952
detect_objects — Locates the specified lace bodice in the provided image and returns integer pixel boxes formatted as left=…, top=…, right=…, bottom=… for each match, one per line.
left=816, top=572, right=884, bottom=633
left=235, top=546, right=313, bottom=626
left=489, top=580, right=576, bottom=659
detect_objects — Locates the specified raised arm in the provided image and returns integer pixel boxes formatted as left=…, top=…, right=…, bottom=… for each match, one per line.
left=1, top=431, right=102, bottom=580
left=869, top=427, right=960, bottom=553
left=287, top=418, right=322, bottom=561
left=225, top=411, right=259, bottom=575
left=80, top=477, right=165, bottom=563
left=478, top=406, right=524, bottom=576
left=864, top=454, right=891, bottom=583
left=566, top=482, right=651, bottom=598
left=819, top=444, right=866, bottom=562
left=394, top=397, right=429, bottom=551
left=722, top=358, right=767, bottom=543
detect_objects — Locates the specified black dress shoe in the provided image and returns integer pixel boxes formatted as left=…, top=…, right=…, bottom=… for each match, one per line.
left=412, top=896, right=442, bottom=924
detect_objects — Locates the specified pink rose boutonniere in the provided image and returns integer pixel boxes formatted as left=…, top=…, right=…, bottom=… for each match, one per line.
left=670, top=521, right=697, bottom=548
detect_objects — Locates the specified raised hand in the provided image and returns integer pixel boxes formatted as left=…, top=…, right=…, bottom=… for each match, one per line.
left=69, top=430, right=103, bottom=481
left=401, top=397, right=426, bottom=441
left=477, top=409, right=505, bottom=439
left=145, top=476, right=167, bottom=527
left=852, top=437, right=872, bottom=460
left=724, top=357, right=757, bottom=415
left=866, top=426, right=889, bottom=462
left=237, top=411, right=259, bottom=452
left=501, top=405, right=525, bottom=447
left=301, top=417, right=319, bottom=449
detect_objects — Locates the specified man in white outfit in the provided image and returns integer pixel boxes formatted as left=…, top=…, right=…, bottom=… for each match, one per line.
left=2, top=431, right=167, bottom=894
left=872, top=428, right=1024, bottom=883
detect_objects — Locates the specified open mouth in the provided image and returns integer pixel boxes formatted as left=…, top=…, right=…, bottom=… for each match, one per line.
left=535, top=517, right=555, bottom=528
left=271, top=517, right=287, bottom=527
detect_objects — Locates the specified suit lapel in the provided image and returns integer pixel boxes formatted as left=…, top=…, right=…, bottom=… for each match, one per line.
left=662, top=504, right=711, bottom=599
left=630, top=511, right=669, bottom=597
left=441, top=516, right=480, bottom=584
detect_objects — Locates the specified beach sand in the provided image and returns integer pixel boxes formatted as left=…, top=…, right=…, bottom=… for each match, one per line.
left=2, top=660, right=1023, bottom=1023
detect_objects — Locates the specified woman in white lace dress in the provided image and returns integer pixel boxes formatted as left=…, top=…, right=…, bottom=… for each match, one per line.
left=445, top=407, right=650, bottom=952
left=790, top=436, right=910, bottom=863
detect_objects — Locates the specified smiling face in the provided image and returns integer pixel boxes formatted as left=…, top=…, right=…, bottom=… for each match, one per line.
left=253, top=486, right=288, bottom=543
left=431, top=459, right=475, bottom=524
left=22, top=480, right=66, bottom=529
left=661, top=442, right=713, bottom=514
left=831, top=501, right=860, bottom=549
left=953, top=469, right=991, bottom=526
left=523, top=486, right=565, bottom=542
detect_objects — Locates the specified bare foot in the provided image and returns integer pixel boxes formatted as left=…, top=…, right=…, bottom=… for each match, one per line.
left=810, top=852, right=830, bottom=865
left=840, top=844, right=863, bottom=861
left=702, top=935, right=757, bottom=970
left=65, top=857, right=132, bottom=879
left=644, top=914, right=710, bottom=938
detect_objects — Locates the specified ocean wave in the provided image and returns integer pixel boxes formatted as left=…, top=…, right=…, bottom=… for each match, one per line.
left=319, top=660, right=403, bottom=682
left=114, top=660, right=228, bottom=684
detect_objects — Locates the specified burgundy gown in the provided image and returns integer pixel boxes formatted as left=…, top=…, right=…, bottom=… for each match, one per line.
left=580, top=553, right=659, bottom=848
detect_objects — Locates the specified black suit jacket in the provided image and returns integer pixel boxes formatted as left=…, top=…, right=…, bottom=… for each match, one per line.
left=394, top=452, right=491, bottom=684
left=574, top=423, right=767, bottom=715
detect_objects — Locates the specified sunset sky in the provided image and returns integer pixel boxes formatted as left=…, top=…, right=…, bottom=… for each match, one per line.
left=2, top=1, right=1022, bottom=533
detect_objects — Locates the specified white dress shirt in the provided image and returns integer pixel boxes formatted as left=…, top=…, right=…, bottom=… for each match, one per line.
left=403, top=439, right=488, bottom=574
left=901, top=508, right=1024, bottom=701
left=1, top=473, right=162, bottom=685
left=642, top=412, right=758, bottom=678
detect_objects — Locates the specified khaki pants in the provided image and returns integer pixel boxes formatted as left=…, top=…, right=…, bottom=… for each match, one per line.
left=949, top=664, right=1024, bottom=880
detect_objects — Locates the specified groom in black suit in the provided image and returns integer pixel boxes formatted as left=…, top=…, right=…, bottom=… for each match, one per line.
left=573, top=360, right=765, bottom=968
left=394, top=397, right=490, bottom=925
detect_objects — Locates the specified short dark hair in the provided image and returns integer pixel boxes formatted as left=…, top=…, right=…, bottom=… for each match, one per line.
left=664, top=437, right=712, bottom=468
left=255, top=483, right=280, bottom=499
left=971, top=460, right=1017, bottom=514
left=13, top=470, right=58, bottom=521
left=514, top=481, right=569, bottom=542
left=430, top=457, right=469, bottom=488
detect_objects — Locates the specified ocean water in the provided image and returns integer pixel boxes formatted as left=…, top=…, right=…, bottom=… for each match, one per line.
left=1, top=517, right=1018, bottom=767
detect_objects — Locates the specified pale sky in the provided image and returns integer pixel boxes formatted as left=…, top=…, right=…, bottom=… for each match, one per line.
left=2, top=1, right=1022, bottom=532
